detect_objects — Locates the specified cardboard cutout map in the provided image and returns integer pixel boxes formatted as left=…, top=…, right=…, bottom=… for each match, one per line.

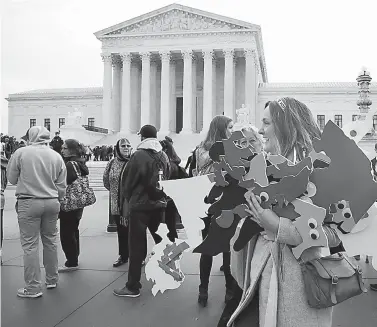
left=148, top=116, right=377, bottom=295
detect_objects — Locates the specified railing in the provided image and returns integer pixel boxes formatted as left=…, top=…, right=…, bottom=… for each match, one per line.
left=82, top=125, right=108, bottom=134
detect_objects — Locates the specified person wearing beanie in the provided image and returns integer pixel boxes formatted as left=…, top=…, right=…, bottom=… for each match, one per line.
left=114, top=124, right=171, bottom=298
left=7, top=126, right=67, bottom=298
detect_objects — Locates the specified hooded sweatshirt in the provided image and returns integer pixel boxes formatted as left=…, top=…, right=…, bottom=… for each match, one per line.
left=120, top=138, right=170, bottom=211
left=6, top=126, right=67, bottom=200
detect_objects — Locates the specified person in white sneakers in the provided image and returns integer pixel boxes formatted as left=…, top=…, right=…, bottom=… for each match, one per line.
left=7, top=126, right=67, bottom=298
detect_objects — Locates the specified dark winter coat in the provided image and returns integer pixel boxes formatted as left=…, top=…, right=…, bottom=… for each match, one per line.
left=120, top=138, right=170, bottom=212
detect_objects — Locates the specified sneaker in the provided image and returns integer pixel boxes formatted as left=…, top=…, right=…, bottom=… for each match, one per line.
left=46, top=283, right=57, bottom=289
left=17, top=288, right=43, bottom=298
left=370, top=284, right=377, bottom=291
left=58, top=265, right=78, bottom=273
left=113, top=286, right=140, bottom=298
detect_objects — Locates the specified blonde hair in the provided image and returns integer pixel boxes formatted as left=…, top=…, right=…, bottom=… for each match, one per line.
left=241, top=125, right=263, bottom=148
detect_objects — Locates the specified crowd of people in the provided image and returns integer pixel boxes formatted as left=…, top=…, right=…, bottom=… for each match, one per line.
left=1, top=97, right=377, bottom=327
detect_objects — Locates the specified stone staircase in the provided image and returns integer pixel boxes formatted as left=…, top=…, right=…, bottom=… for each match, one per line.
left=87, top=161, right=108, bottom=191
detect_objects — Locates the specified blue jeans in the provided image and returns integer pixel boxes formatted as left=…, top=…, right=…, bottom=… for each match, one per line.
left=16, top=198, right=60, bottom=293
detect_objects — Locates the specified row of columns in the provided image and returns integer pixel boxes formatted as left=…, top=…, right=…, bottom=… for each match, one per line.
left=101, top=48, right=259, bottom=134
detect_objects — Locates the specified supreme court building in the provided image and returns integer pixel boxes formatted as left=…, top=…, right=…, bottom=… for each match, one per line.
left=95, top=3, right=266, bottom=135
left=6, top=3, right=377, bottom=153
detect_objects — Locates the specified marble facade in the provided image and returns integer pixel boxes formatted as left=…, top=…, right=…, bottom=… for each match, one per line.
left=94, top=4, right=265, bottom=134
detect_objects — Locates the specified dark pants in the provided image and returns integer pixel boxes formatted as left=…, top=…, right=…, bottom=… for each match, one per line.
left=199, top=216, right=235, bottom=291
left=59, top=208, right=83, bottom=267
left=126, top=209, right=163, bottom=291
left=113, top=214, right=129, bottom=260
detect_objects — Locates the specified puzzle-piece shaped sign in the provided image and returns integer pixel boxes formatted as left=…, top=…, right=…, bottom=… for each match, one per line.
left=213, top=157, right=246, bottom=185
left=266, top=157, right=313, bottom=180
left=339, top=203, right=377, bottom=270
left=194, top=214, right=242, bottom=256
left=243, top=153, right=269, bottom=187
left=158, top=242, right=190, bottom=282
left=330, top=200, right=355, bottom=233
left=310, top=121, right=377, bottom=223
left=342, top=109, right=377, bottom=144
left=215, top=204, right=250, bottom=228
left=222, top=131, right=254, bottom=167
left=308, top=149, right=331, bottom=169
left=291, top=198, right=328, bottom=259
left=209, top=141, right=225, bottom=162
left=239, top=167, right=311, bottom=208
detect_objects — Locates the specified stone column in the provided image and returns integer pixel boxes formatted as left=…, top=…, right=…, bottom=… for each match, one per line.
left=170, top=60, right=176, bottom=133
left=150, top=59, right=158, bottom=126
left=101, top=53, right=112, bottom=131
left=192, top=57, right=197, bottom=132
left=223, top=49, right=235, bottom=120
left=140, top=52, right=151, bottom=126
left=159, top=51, right=171, bottom=135
left=120, top=53, right=132, bottom=134
left=202, top=50, right=214, bottom=133
left=112, top=57, right=122, bottom=132
left=182, top=50, right=193, bottom=133
left=212, top=58, right=217, bottom=117
left=244, top=49, right=257, bottom=125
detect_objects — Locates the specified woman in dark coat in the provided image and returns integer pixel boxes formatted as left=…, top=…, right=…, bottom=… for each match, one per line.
left=59, top=139, right=89, bottom=272
left=103, top=138, right=132, bottom=267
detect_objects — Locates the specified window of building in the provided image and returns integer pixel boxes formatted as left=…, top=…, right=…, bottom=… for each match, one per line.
left=59, top=118, right=65, bottom=128
left=334, top=115, right=342, bottom=128
left=88, top=118, right=95, bottom=127
left=373, top=115, right=377, bottom=131
left=317, top=115, right=325, bottom=130
left=30, top=119, right=36, bottom=127
left=352, top=114, right=359, bottom=122
left=44, top=118, right=51, bottom=131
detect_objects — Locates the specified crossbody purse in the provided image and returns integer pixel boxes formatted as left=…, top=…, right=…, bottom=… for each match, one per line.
left=299, top=252, right=367, bottom=309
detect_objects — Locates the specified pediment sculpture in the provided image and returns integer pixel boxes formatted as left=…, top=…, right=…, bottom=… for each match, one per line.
left=109, top=10, right=248, bottom=35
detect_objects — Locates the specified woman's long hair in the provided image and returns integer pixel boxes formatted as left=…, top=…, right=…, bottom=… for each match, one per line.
left=64, top=139, right=86, bottom=158
left=268, top=97, right=321, bottom=160
left=201, top=115, right=232, bottom=151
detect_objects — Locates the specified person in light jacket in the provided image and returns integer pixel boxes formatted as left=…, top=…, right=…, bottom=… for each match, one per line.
left=227, top=98, right=341, bottom=327
left=7, top=126, right=66, bottom=298
left=103, top=138, right=132, bottom=267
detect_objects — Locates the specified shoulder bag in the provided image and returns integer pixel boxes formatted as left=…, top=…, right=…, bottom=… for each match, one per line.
left=300, top=252, right=367, bottom=309
left=61, top=161, right=97, bottom=212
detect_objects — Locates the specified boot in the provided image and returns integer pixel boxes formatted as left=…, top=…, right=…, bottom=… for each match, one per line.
left=198, top=287, right=208, bottom=307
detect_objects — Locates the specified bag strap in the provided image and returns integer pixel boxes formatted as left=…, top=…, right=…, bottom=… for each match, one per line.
left=70, top=161, right=81, bottom=177
left=342, top=253, right=367, bottom=294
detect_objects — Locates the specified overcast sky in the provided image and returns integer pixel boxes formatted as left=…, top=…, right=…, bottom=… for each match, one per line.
left=1, top=0, right=376, bottom=133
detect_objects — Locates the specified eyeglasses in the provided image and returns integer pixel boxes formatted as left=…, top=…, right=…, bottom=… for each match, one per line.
left=120, top=145, right=132, bottom=148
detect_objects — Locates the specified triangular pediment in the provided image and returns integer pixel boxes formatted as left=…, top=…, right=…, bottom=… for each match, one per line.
left=94, top=3, right=257, bottom=37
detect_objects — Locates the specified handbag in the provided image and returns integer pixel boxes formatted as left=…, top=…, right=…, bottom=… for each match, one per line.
left=61, top=161, right=96, bottom=212
left=299, top=252, right=367, bottom=309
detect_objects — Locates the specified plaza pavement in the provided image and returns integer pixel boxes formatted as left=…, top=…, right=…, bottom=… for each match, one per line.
left=1, top=188, right=377, bottom=327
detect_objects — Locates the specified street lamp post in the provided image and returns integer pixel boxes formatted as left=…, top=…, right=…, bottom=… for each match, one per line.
left=107, top=197, right=117, bottom=232
left=356, top=67, right=372, bottom=121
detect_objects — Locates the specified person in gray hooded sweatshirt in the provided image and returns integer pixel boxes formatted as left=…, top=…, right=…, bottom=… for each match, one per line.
left=7, top=126, right=67, bottom=298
